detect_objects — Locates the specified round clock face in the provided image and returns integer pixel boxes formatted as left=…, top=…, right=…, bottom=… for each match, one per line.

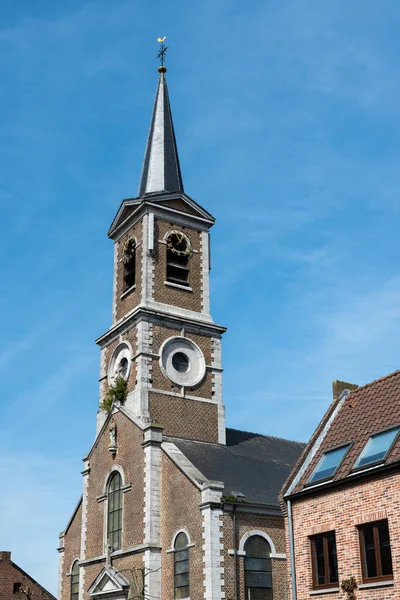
left=167, top=231, right=191, bottom=257
left=159, top=336, right=206, bottom=387
left=122, top=238, right=136, bottom=264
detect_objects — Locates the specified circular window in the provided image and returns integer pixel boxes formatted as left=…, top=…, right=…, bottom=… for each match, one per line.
left=108, top=343, right=132, bottom=385
left=159, top=337, right=206, bottom=387
left=172, top=352, right=189, bottom=373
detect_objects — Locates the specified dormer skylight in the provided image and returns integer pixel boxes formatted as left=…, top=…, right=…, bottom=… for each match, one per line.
left=308, top=444, right=350, bottom=484
left=354, top=427, right=400, bottom=469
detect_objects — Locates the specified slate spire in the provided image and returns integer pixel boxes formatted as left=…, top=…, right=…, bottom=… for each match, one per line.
left=138, top=67, right=184, bottom=197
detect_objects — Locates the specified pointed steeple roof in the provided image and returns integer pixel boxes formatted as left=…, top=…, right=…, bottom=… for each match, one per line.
left=138, top=68, right=184, bottom=197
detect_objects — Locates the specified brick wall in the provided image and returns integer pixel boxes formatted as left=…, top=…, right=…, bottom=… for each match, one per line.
left=222, top=512, right=287, bottom=600
left=161, top=452, right=204, bottom=600
left=153, top=219, right=202, bottom=312
left=115, top=221, right=143, bottom=322
left=287, top=472, right=400, bottom=599
left=85, top=411, right=145, bottom=559
left=149, top=392, right=218, bottom=442
left=61, top=502, right=82, bottom=599
left=0, top=552, right=55, bottom=600
left=83, top=554, right=144, bottom=597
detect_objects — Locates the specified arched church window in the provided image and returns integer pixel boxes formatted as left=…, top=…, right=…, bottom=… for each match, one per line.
left=107, top=472, right=122, bottom=551
left=244, top=535, right=273, bottom=600
left=166, top=231, right=190, bottom=287
left=70, top=560, right=80, bottom=600
left=122, top=237, right=136, bottom=292
left=174, top=532, right=190, bottom=599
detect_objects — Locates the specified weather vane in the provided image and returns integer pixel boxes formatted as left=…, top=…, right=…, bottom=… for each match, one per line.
left=156, top=36, right=168, bottom=71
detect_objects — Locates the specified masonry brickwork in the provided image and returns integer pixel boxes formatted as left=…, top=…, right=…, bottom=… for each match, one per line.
left=115, top=220, right=143, bottom=322
left=161, top=453, right=204, bottom=600
left=222, top=513, right=287, bottom=600
left=286, top=472, right=400, bottom=600
left=154, top=219, right=203, bottom=312
left=60, top=502, right=82, bottom=599
left=85, top=411, right=145, bottom=559
left=0, top=551, right=55, bottom=600
left=149, top=393, right=219, bottom=442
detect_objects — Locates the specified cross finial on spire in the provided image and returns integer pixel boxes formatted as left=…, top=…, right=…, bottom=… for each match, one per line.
left=156, top=36, right=168, bottom=72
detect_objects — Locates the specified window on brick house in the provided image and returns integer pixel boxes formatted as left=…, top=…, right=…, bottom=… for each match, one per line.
left=122, top=237, right=136, bottom=292
left=354, top=427, right=400, bottom=469
left=310, top=531, right=338, bottom=589
left=358, top=520, right=393, bottom=583
left=244, top=536, right=273, bottom=600
left=174, top=532, right=189, bottom=599
left=13, top=583, right=21, bottom=594
left=71, top=560, right=79, bottom=600
left=107, top=472, right=122, bottom=551
left=308, top=445, right=350, bottom=483
left=166, top=232, right=190, bottom=287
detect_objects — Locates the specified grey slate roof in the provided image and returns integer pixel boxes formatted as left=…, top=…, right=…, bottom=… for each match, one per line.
left=138, top=71, right=184, bottom=197
left=169, top=428, right=305, bottom=507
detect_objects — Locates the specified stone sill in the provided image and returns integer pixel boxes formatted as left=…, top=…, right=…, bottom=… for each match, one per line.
left=120, top=285, right=136, bottom=299
left=358, top=580, right=394, bottom=589
left=164, top=281, right=193, bottom=292
left=309, top=588, right=339, bottom=595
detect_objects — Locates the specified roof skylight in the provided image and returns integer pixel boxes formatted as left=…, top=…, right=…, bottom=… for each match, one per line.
left=308, top=445, right=350, bottom=483
left=354, top=427, right=399, bottom=469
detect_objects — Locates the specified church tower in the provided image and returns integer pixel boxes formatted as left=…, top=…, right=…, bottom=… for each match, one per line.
left=95, top=64, right=226, bottom=444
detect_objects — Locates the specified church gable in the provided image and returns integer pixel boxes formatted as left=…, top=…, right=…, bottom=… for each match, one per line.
left=85, top=409, right=145, bottom=560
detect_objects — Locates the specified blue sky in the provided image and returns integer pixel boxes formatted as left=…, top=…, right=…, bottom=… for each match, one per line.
left=2, top=0, right=400, bottom=593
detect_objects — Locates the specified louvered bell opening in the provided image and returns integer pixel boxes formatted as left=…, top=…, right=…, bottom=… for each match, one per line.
left=166, top=250, right=189, bottom=286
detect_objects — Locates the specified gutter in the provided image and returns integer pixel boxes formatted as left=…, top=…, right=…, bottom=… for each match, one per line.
left=287, top=499, right=297, bottom=600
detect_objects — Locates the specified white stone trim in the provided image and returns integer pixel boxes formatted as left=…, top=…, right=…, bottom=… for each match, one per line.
left=162, top=442, right=207, bottom=489
left=141, top=213, right=149, bottom=303
left=102, top=465, right=126, bottom=494
left=112, top=242, right=118, bottom=325
left=107, top=341, right=133, bottom=385
left=200, top=231, right=210, bottom=315
left=143, top=426, right=162, bottom=600
left=164, top=281, right=193, bottom=292
left=127, top=320, right=153, bottom=419
left=57, top=535, right=65, bottom=600
left=238, top=530, right=277, bottom=555
left=170, top=528, right=192, bottom=549
left=159, top=335, right=206, bottom=388
left=79, top=459, right=89, bottom=600
left=201, top=482, right=225, bottom=600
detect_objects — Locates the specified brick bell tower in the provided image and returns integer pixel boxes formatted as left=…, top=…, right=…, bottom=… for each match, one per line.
left=95, top=63, right=226, bottom=444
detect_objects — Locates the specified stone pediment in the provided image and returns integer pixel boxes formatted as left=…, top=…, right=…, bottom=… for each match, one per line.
left=87, top=566, right=130, bottom=599
left=108, top=193, right=215, bottom=238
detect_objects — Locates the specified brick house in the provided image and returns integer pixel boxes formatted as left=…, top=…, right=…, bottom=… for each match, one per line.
left=0, top=551, right=55, bottom=600
left=281, top=373, right=400, bottom=599
left=58, top=64, right=305, bottom=600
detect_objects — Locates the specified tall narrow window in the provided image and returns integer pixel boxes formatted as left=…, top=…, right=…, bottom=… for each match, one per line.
left=122, top=237, right=136, bottom=292
left=107, top=472, right=122, bottom=551
left=166, top=232, right=190, bottom=287
left=71, top=560, right=79, bottom=600
left=310, top=531, right=338, bottom=589
left=244, top=536, right=273, bottom=600
left=174, top=532, right=189, bottom=599
left=358, top=520, right=393, bottom=582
